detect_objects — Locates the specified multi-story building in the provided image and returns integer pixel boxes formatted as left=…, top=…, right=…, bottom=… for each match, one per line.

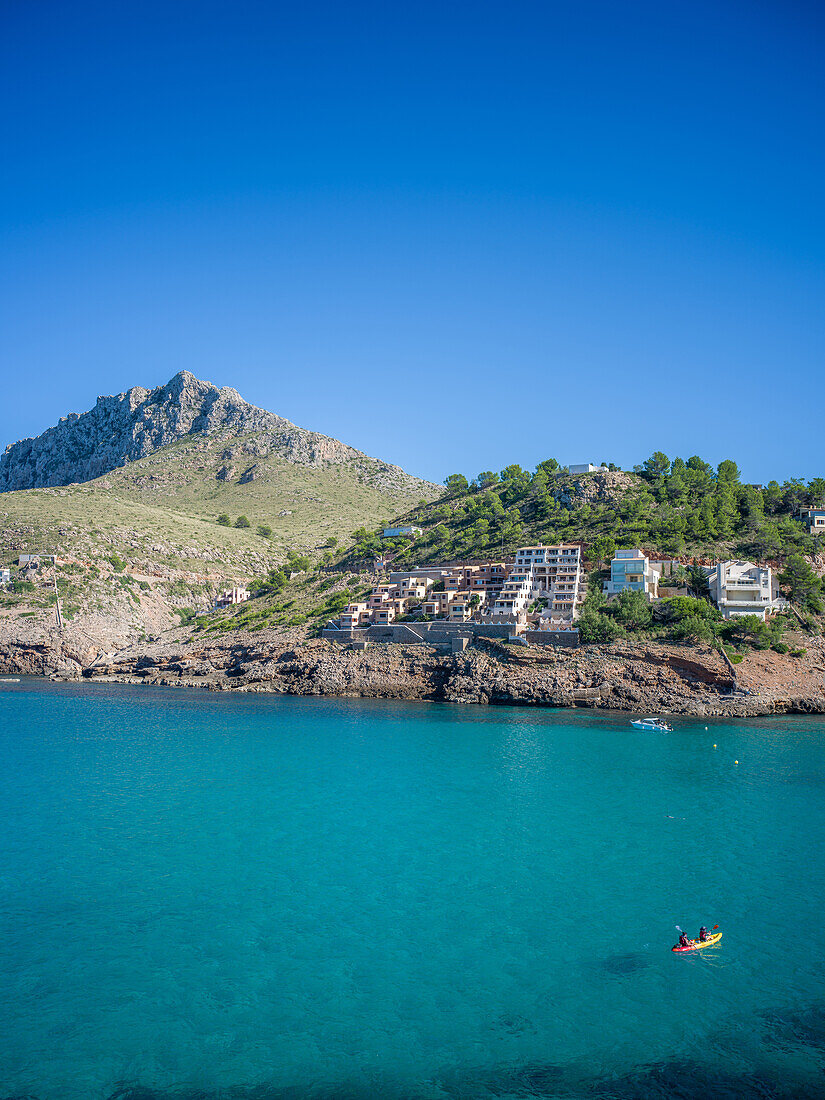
left=394, top=576, right=431, bottom=600
left=336, top=579, right=425, bottom=629
left=423, top=590, right=457, bottom=617
left=367, top=582, right=397, bottom=611
left=447, top=597, right=471, bottom=622
left=798, top=508, right=825, bottom=535
left=604, top=548, right=659, bottom=600
left=706, top=561, right=774, bottom=620
left=449, top=591, right=486, bottom=621
left=490, top=568, right=534, bottom=618
left=488, top=545, right=586, bottom=623
left=333, top=561, right=510, bottom=628
left=445, top=563, right=512, bottom=600
left=337, top=602, right=372, bottom=629
left=388, top=568, right=448, bottom=585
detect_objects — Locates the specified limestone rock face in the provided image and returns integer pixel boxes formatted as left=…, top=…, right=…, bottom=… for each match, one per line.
left=60, top=630, right=825, bottom=718
left=0, top=371, right=362, bottom=490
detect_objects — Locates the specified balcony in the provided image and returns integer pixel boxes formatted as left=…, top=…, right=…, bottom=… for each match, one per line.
left=722, top=595, right=769, bottom=606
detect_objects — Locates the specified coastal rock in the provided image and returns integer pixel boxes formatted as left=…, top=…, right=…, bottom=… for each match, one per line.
left=61, top=629, right=825, bottom=718
left=4, top=610, right=824, bottom=719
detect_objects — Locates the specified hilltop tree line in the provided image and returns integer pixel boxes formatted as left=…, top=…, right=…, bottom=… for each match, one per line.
left=347, top=455, right=825, bottom=569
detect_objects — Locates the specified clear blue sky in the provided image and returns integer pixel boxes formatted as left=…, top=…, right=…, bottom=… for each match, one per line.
left=2, top=0, right=824, bottom=485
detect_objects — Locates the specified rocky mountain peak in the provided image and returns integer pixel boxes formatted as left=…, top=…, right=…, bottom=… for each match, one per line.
left=0, top=372, right=352, bottom=490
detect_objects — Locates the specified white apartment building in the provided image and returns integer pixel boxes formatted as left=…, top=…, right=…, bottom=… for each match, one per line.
left=488, top=545, right=586, bottom=623
left=706, top=561, right=774, bottom=621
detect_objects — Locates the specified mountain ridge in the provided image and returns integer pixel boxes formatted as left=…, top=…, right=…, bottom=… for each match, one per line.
left=0, top=371, right=419, bottom=492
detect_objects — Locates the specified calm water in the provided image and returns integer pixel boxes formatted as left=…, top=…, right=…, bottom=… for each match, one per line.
left=1, top=681, right=824, bottom=1099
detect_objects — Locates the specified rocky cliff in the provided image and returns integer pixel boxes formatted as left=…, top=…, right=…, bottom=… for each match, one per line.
left=5, top=626, right=823, bottom=718
left=0, top=371, right=373, bottom=490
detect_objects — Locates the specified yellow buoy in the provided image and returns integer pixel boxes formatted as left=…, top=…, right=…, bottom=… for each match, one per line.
left=734, top=760, right=739, bottom=765
left=713, top=744, right=717, bottom=748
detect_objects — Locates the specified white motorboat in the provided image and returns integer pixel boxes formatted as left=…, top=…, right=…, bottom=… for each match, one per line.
left=631, top=716, right=672, bottom=731
left=0, top=678, right=20, bottom=683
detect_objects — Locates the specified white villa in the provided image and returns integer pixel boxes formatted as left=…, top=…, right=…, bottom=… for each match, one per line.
left=706, top=560, right=774, bottom=620
left=604, top=548, right=659, bottom=600
left=798, top=508, right=825, bottom=535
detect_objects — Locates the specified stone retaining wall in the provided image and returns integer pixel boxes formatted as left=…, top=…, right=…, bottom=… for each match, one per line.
left=524, top=630, right=580, bottom=648
left=322, top=621, right=516, bottom=645
left=322, top=622, right=580, bottom=647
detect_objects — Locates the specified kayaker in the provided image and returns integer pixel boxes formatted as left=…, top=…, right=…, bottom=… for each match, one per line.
left=698, top=926, right=708, bottom=941
left=678, top=932, right=690, bottom=948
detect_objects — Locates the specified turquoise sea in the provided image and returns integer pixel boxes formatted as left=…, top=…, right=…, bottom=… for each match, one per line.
left=1, top=681, right=824, bottom=1099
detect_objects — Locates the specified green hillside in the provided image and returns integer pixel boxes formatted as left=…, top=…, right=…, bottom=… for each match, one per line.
left=4, top=445, right=825, bottom=649
left=0, top=431, right=438, bottom=567
left=0, top=430, right=439, bottom=643
left=192, top=454, right=825, bottom=645
left=340, top=455, right=824, bottom=570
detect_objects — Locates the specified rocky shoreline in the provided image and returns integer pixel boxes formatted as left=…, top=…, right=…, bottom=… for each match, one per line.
left=3, top=626, right=825, bottom=718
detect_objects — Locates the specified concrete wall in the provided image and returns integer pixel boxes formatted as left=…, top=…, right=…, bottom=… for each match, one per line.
left=322, top=621, right=515, bottom=645
left=524, top=629, right=580, bottom=648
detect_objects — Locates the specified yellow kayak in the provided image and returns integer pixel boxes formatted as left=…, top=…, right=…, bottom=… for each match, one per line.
left=672, top=932, right=722, bottom=953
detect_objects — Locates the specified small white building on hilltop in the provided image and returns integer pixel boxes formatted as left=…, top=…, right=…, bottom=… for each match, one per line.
left=0, top=568, right=11, bottom=588
left=568, top=463, right=609, bottom=476
left=707, top=561, right=774, bottom=621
